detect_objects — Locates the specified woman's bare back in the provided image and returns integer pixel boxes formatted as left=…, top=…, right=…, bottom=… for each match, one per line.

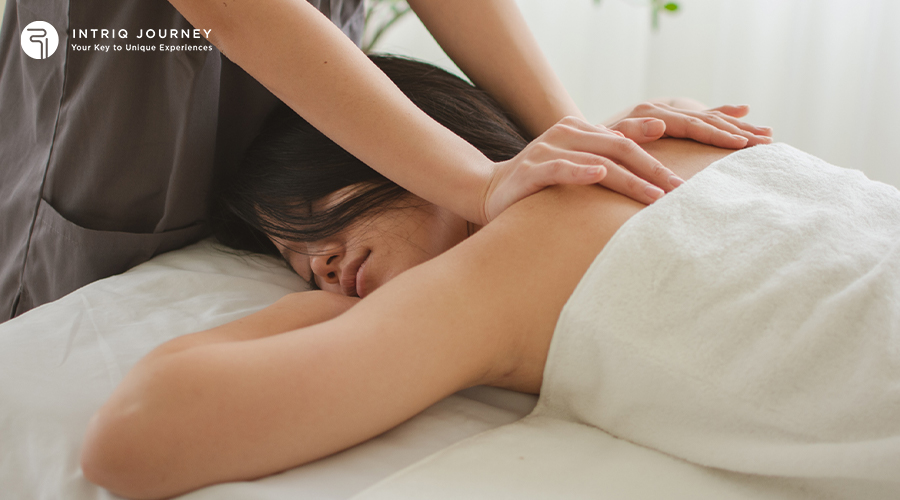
left=82, top=139, right=735, bottom=499
left=471, top=139, right=735, bottom=393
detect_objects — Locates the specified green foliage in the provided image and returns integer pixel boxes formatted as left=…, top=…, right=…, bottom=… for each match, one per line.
left=593, top=0, right=680, bottom=30
left=362, top=0, right=412, bottom=53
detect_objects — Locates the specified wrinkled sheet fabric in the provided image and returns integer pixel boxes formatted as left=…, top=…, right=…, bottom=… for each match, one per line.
left=0, top=238, right=537, bottom=500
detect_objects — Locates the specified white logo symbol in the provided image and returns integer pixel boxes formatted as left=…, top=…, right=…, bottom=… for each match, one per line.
left=21, top=21, right=59, bottom=59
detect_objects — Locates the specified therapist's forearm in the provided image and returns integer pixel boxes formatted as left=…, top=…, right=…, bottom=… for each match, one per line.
left=408, top=0, right=584, bottom=138
left=168, top=0, right=494, bottom=224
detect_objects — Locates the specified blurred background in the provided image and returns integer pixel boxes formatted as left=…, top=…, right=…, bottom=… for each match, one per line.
left=371, top=0, right=900, bottom=188
left=1, top=0, right=897, bottom=187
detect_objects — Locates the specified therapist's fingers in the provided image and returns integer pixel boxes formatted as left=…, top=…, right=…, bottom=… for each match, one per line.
left=651, top=105, right=770, bottom=148
left=703, top=112, right=773, bottom=146
left=657, top=109, right=751, bottom=149
left=482, top=116, right=688, bottom=221
left=624, top=102, right=774, bottom=148
left=608, top=118, right=667, bottom=144
left=557, top=120, right=683, bottom=192
left=595, top=160, right=668, bottom=205
left=711, top=104, right=750, bottom=118
left=709, top=105, right=774, bottom=137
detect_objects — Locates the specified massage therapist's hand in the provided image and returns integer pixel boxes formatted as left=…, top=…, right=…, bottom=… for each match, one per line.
left=609, top=102, right=774, bottom=149
left=483, top=116, right=684, bottom=221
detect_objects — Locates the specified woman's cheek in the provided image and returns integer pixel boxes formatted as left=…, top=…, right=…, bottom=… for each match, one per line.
left=318, top=279, right=342, bottom=295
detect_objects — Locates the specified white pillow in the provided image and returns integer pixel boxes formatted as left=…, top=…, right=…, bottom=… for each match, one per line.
left=0, top=239, right=534, bottom=500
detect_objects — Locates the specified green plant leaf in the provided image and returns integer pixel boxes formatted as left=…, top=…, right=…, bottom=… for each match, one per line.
left=664, top=3, right=679, bottom=12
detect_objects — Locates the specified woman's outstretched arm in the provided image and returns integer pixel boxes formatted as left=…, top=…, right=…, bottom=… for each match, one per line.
left=131, top=291, right=359, bottom=361
left=79, top=178, right=642, bottom=499
left=79, top=280, right=511, bottom=499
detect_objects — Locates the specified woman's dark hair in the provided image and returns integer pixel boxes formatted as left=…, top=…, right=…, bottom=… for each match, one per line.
left=214, top=54, right=529, bottom=255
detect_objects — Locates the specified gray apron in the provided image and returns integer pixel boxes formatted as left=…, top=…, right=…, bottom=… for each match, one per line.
left=0, top=0, right=364, bottom=320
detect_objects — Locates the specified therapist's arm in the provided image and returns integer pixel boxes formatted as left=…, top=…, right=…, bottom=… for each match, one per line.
left=410, top=1, right=774, bottom=149
left=174, top=0, right=494, bottom=223
left=413, top=1, right=762, bottom=146
left=168, top=0, right=682, bottom=222
left=407, top=0, right=583, bottom=138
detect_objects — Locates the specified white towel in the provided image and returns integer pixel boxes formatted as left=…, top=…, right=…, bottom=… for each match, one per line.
left=540, top=143, right=900, bottom=482
left=353, top=144, right=900, bottom=500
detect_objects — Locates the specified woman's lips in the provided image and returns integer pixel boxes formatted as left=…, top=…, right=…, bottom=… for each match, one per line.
left=339, top=250, right=370, bottom=298
left=355, top=252, right=370, bottom=298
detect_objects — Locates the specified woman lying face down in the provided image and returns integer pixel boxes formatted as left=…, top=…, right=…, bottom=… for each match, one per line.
left=272, top=188, right=472, bottom=298
left=217, top=55, right=531, bottom=296
left=81, top=58, right=778, bottom=499
left=217, top=55, right=768, bottom=296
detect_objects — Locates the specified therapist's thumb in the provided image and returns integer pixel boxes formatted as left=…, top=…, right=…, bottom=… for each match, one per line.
left=609, top=118, right=666, bottom=143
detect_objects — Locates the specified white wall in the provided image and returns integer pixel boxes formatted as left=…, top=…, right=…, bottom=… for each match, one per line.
left=373, top=0, right=900, bottom=188
left=372, top=0, right=652, bottom=123
left=1, top=0, right=893, bottom=186
left=645, top=0, right=900, bottom=189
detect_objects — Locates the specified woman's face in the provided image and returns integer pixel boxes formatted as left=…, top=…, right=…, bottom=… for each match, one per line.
left=268, top=188, right=470, bottom=298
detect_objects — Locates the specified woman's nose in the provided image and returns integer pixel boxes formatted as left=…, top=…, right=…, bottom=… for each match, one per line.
left=309, top=251, right=343, bottom=285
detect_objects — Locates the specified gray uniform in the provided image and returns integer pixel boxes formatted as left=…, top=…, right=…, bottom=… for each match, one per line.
left=0, top=0, right=364, bottom=320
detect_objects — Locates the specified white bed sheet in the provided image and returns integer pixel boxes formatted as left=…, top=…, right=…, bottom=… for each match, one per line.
left=0, top=239, right=536, bottom=500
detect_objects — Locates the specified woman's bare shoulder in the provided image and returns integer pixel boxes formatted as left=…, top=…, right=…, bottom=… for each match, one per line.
left=339, top=181, right=646, bottom=394
left=372, top=139, right=734, bottom=392
left=641, top=138, right=734, bottom=181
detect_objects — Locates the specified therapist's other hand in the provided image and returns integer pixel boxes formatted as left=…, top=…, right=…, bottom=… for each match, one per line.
left=482, top=116, right=683, bottom=222
left=609, top=102, right=773, bottom=149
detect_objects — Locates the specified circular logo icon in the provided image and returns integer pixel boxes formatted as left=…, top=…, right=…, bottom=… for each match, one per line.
left=21, top=21, right=59, bottom=60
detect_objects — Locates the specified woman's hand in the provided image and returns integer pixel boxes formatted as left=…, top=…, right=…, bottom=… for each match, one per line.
left=609, top=102, right=774, bottom=149
left=482, top=116, right=683, bottom=222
